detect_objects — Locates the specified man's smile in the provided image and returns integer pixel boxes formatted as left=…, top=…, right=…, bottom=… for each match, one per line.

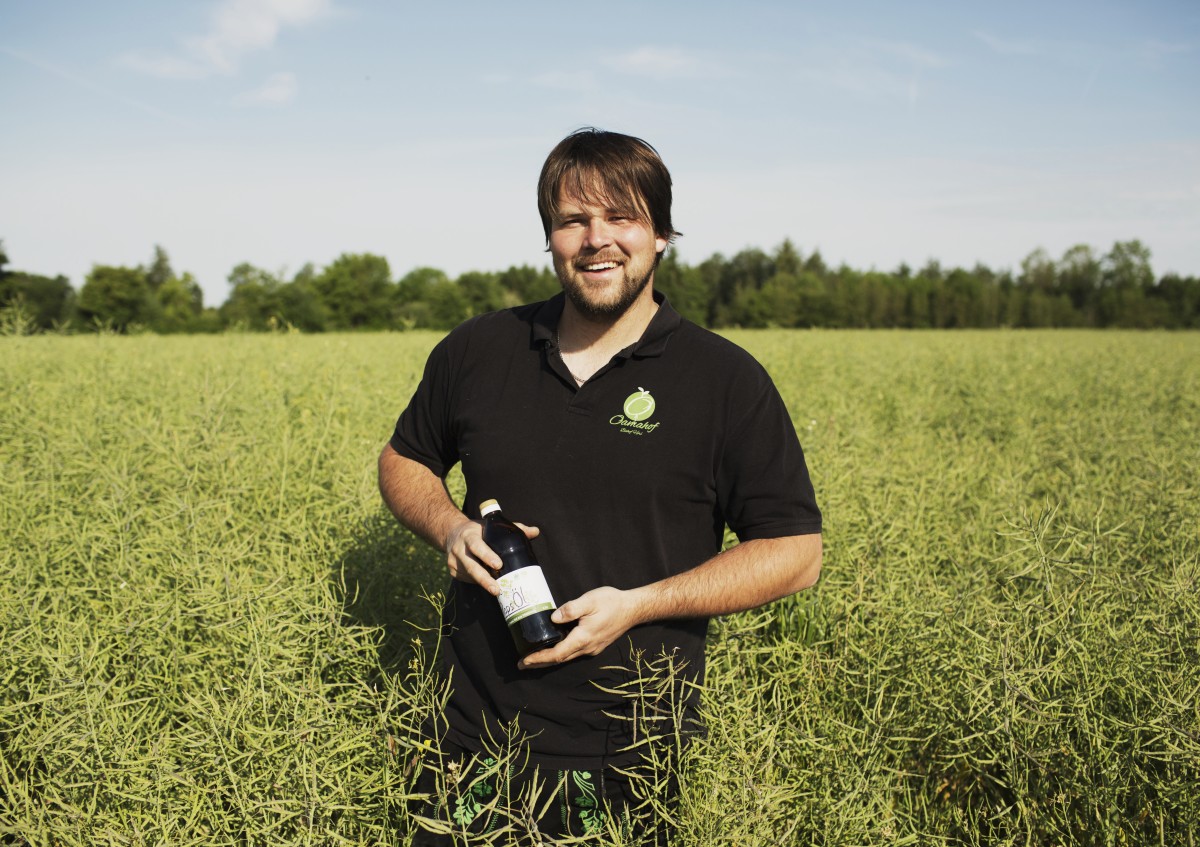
left=581, top=261, right=620, bottom=272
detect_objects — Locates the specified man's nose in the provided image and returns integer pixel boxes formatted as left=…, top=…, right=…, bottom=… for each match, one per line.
left=583, top=218, right=614, bottom=248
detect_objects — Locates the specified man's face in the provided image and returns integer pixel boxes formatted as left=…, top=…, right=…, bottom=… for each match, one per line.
left=549, top=186, right=668, bottom=321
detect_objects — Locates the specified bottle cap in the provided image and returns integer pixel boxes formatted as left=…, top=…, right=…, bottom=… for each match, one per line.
left=479, top=499, right=501, bottom=516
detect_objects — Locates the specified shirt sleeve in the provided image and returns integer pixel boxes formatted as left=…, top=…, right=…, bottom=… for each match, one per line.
left=715, top=365, right=822, bottom=541
left=389, top=332, right=460, bottom=478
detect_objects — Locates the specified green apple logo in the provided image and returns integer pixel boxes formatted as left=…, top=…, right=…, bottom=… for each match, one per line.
left=623, top=387, right=656, bottom=422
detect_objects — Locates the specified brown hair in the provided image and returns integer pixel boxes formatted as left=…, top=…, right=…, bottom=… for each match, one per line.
left=537, top=127, right=681, bottom=248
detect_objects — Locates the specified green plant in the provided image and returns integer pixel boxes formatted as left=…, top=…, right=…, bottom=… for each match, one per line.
left=1, top=330, right=1196, bottom=845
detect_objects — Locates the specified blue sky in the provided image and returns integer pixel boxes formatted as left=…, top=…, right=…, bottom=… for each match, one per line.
left=2, top=0, right=1198, bottom=306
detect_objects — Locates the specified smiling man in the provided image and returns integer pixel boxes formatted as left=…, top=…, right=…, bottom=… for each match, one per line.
left=379, top=128, right=823, bottom=843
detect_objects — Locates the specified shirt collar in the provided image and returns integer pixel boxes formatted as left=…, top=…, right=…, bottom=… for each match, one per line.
left=531, top=290, right=681, bottom=359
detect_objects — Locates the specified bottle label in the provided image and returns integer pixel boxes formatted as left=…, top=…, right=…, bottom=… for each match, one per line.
left=496, top=567, right=556, bottom=625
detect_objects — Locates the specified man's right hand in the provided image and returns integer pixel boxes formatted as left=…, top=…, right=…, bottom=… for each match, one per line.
left=443, top=519, right=540, bottom=597
left=379, top=445, right=542, bottom=596
left=444, top=519, right=501, bottom=595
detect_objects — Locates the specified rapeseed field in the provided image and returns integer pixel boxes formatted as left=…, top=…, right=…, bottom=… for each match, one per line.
left=1, top=330, right=1197, bottom=845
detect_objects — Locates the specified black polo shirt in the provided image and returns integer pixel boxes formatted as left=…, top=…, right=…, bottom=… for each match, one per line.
left=390, top=292, right=821, bottom=768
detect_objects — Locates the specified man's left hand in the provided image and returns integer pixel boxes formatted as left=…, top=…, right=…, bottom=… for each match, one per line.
left=518, top=586, right=643, bottom=669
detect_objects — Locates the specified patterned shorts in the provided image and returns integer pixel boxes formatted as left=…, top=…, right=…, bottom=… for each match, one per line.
left=405, top=743, right=675, bottom=846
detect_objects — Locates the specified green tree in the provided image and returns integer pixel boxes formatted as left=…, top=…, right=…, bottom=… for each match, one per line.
left=725, top=283, right=772, bottom=327
left=1, top=271, right=75, bottom=330
left=497, top=265, right=559, bottom=304
left=918, top=258, right=944, bottom=286
left=864, top=270, right=905, bottom=327
left=277, top=264, right=329, bottom=331
left=653, top=250, right=711, bottom=325
left=220, top=263, right=284, bottom=330
left=395, top=266, right=451, bottom=329
left=1020, top=249, right=1057, bottom=293
left=794, top=270, right=832, bottom=327
left=0, top=242, right=76, bottom=330
left=759, top=273, right=803, bottom=327
left=803, top=249, right=828, bottom=277
left=970, top=263, right=1004, bottom=328
left=1151, top=274, right=1200, bottom=328
left=828, top=267, right=866, bottom=327
left=426, top=278, right=470, bottom=329
left=154, top=272, right=205, bottom=333
left=717, top=248, right=773, bottom=312
left=456, top=270, right=508, bottom=315
left=1059, top=245, right=1101, bottom=322
left=1102, top=240, right=1154, bottom=290
left=773, top=239, right=803, bottom=277
left=313, top=253, right=393, bottom=330
left=999, top=273, right=1022, bottom=327
left=1099, top=240, right=1155, bottom=327
left=78, top=265, right=157, bottom=331
left=146, top=245, right=174, bottom=292
left=933, top=268, right=984, bottom=328
left=697, top=254, right=727, bottom=326
left=906, top=268, right=935, bottom=328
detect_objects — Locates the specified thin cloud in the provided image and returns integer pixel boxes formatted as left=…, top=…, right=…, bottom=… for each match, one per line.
left=796, top=60, right=902, bottom=97
left=973, top=30, right=1041, bottom=56
left=867, top=39, right=948, bottom=69
left=119, top=0, right=334, bottom=79
left=791, top=37, right=946, bottom=106
left=1135, top=38, right=1194, bottom=70
left=795, top=60, right=912, bottom=101
left=116, top=52, right=211, bottom=80
left=531, top=70, right=598, bottom=92
left=1139, top=39, right=1192, bottom=56
left=529, top=46, right=727, bottom=92
left=605, top=46, right=722, bottom=80
left=864, top=40, right=945, bottom=113
left=973, top=30, right=1118, bottom=68
left=1, top=46, right=191, bottom=125
left=233, top=71, right=298, bottom=105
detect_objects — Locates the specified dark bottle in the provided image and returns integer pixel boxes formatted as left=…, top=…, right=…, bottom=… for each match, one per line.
left=479, top=499, right=566, bottom=657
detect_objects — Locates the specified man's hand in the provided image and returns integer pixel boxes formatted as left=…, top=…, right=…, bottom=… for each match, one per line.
left=516, top=534, right=821, bottom=669
left=518, top=586, right=644, bottom=670
left=444, top=519, right=539, bottom=597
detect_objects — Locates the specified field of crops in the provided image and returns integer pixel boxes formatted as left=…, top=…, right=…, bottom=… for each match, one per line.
left=2, top=329, right=1198, bottom=845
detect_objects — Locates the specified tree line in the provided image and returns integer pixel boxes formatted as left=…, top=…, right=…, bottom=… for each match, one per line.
left=2, top=237, right=1197, bottom=334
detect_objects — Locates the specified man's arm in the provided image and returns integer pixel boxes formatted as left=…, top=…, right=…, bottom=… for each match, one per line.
left=378, top=443, right=537, bottom=596
left=519, top=532, right=822, bottom=669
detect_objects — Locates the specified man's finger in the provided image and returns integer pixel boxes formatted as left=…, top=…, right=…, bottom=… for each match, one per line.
left=514, top=522, right=540, bottom=540
left=551, top=593, right=594, bottom=625
left=448, top=549, right=501, bottom=594
left=550, top=602, right=572, bottom=625
left=465, top=537, right=502, bottom=570
left=519, top=630, right=586, bottom=669
left=467, top=562, right=500, bottom=595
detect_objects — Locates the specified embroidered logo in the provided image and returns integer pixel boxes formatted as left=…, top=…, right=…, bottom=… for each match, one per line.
left=611, top=387, right=661, bottom=435
left=622, top=388, right=656, bottom=421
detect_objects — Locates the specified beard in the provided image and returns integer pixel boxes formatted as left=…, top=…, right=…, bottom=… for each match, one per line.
left=556, top=259, right=655, bottom=322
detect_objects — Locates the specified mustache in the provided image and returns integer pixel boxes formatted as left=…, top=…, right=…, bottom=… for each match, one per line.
left=574, top=253, right=625, bottom=267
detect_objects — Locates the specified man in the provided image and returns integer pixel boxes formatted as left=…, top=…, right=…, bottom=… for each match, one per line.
left=379, top=128, right=822, bottom=841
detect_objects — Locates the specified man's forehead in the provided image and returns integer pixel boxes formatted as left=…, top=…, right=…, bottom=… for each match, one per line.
left=555, top=181, right=644, bottom=216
